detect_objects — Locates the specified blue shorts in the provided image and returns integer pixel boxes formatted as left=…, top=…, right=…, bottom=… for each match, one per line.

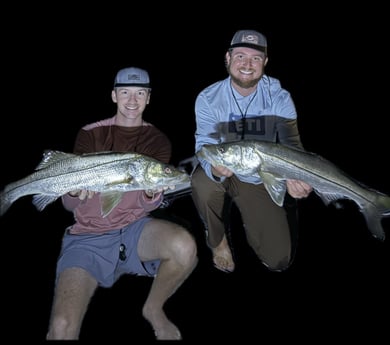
left=56, top=217, right=160, bottom=287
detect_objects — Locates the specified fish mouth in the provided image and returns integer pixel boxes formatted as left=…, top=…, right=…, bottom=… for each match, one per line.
left=164, top=173, right=191, bottom=185
left=195, top=148, right=208, bottom=160
left=196, top=148, right=218, bottom=165
left=177, top=174, right=191, bottom=183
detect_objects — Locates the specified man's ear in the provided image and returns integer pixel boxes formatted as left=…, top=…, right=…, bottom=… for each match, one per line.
left=224, top=51, right=230, bottom=67
left=264, top=56, right=269, bottom=66
left=111, top=90, right=117, bottom=103
left=146, top=91, right=151, bottom=105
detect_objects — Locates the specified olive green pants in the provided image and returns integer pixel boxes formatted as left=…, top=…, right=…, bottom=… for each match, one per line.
left=191, top=165, right=299, bottom=271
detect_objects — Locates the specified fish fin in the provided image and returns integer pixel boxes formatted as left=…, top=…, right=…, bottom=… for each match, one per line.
left=99, top=191, right=124, bottom=217
left=259, top=171, right=286, bottom=207
left=361, top=194, right=390, bottom=241
left=32, top=194, right=60, bottom=211
left=315, top=191, right=346, bottom=206
left=361, top=204, right=386, bottom=241
left=35, top=150, right=77, bottom=170
left=316, top=191, right=390, bottom=241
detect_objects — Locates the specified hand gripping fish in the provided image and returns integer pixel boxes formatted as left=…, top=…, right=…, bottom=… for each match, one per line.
left=0, top=150, right=190, bottom=217
left=197, top=140, right=390, bottom=241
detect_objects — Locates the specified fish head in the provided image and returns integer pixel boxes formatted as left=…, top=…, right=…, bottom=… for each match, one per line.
left=142, top=161, right=191, bottom=188
left=196, top=141, right=262, bottom=174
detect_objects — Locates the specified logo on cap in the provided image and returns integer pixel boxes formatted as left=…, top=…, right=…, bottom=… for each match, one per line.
left=128, top=73, right=141, bottom=81
left=114, top=67, right=150, bottom=88
left=241, top=34, right=259, bottom=45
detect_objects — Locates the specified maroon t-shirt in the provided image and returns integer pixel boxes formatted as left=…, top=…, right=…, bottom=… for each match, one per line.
left=62, top=116, right=172, bottom=234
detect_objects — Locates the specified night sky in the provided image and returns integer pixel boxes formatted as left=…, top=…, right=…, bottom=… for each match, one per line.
left=2, top=6, right=389, bottom=342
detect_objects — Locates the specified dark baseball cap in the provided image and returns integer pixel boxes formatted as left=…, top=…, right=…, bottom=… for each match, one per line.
left=229, top=30, right=267, bottom=54
left=114, top=67, right=150, bottom=88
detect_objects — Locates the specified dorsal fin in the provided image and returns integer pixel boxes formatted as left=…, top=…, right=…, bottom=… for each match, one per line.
left=35, top=150, right=76, bottom=170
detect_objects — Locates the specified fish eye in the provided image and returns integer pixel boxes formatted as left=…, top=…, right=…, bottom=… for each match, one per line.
left=217, top=147, right=225, bottom=154
left=164, top=166, right=172, bottom=174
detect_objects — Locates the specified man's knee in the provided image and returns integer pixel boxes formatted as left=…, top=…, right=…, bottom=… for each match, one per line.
left=262, top=255, right=292, bottom=272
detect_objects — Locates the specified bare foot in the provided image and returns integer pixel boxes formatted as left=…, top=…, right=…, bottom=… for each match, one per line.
left=143, top=308, right=182, bottom=340
left=212, top=234, right=235, bottom=273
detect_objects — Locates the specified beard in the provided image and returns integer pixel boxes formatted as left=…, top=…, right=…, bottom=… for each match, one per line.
left=227, top=64, right=262, bottom=89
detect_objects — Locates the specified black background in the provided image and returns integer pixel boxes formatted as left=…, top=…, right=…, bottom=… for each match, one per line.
left=1, top=5, right=389, bottom=342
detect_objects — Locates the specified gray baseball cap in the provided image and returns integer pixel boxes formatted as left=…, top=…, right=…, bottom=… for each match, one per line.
left=229, top=30, right=267, bottom=54
left=114, top=67, right=150, bottom=88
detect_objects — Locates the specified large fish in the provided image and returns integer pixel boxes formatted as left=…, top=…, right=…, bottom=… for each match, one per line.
left=197, top=140, right=390, bottom=241
left=0, top=150, right=190, bottom=217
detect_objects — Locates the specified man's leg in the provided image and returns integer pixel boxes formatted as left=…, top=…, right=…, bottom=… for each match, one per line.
left=138, top=219, right=198, bottom=340
left=47, top=267, right=98, bottom=339
left=191, top=166, right=235, bottom=272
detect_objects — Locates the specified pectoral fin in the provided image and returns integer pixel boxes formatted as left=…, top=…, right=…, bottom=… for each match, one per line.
left=315, top=190, right=344, bottom=206
left=259, top=171, right=287, bottom=207
left=32, top=194, right=61, bottom=211
left=100, top=191, right=124, bottom=217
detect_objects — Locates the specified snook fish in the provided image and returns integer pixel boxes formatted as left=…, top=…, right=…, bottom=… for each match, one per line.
left=197, top=140, right=390, bottom=241
left=0, top=150, right=190, bottom=217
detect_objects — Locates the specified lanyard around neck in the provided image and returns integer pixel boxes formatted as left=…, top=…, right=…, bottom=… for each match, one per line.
left=230, top=85, right=258, bottom=139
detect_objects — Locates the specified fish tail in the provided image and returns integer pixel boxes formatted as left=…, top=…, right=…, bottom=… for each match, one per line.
left=362, top=194, right=390, bottom=241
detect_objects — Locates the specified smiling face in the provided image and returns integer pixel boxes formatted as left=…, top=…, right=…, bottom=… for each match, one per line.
left=112, top=86, right=151, bottom=124
left=225, top=47, right=268, bottom=92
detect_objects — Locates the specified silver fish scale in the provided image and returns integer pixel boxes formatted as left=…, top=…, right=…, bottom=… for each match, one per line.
left=197, top=140, right=390, bottom=241
left=0, top=151, right=190, bottom=217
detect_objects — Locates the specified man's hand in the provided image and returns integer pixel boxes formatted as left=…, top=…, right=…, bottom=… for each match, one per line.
left=212, top=165, right=233, bottom=178
left=68, top=190, right=95, bottom=200
left=286, top=180, right=312, bottom=199
left=145, top=185, right=175, bottom=198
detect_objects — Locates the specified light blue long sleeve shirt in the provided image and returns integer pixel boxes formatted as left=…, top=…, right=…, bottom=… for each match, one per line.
left=194, top=74, right=302, bottom=183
